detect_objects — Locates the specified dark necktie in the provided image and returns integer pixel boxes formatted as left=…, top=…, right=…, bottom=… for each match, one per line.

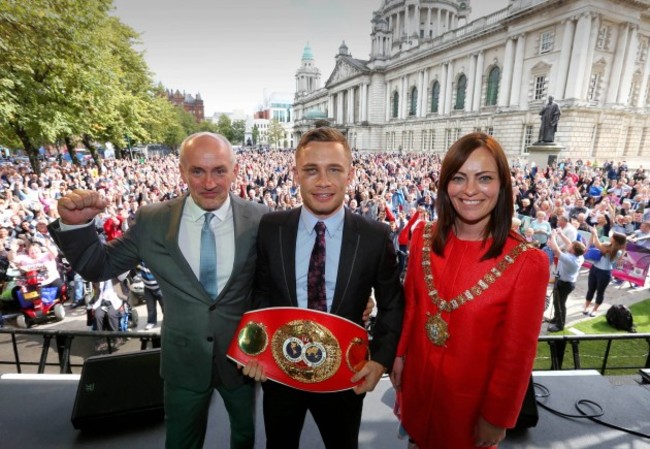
left=200, top=212, right=217, bottom=300
left=307, top=221, right=327, bottom=311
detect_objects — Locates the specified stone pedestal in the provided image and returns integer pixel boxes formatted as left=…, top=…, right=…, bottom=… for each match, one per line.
left=527, top=143, right=564, bottom=169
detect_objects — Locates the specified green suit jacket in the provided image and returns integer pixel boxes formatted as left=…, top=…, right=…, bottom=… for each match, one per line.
left=49, top=193, right=268, bottom=391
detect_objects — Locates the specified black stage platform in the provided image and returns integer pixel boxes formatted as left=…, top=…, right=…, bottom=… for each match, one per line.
left=1, top=370, right=649, bottom=448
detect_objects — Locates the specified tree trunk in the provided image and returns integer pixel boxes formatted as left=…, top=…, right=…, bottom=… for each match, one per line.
left=82, top=134, right=102, bottom=174
left=63, top=135, right=81, bottom=167
left=13, top=124, right=41, bottom=175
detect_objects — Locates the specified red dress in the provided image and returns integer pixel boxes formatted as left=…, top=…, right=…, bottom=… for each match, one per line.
left=398, top=222, right=548, bottom=449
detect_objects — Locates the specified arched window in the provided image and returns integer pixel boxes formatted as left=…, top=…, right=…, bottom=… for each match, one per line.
left=392, top=92, right=399, bottom=118
left=486, top=66, right=500, bottom=106
left=430, top=81, right=440, bottom=113
left=409, top=87, right=418, bottom=116
left=454, top=74, right=467, bottom=110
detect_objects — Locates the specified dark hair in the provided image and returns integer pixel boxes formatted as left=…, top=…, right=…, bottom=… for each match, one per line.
left=432, top=132, right=515, bottom=260
left=295, top=127, right=351, bottom=160
left=603, top=233, right=626, bottom=259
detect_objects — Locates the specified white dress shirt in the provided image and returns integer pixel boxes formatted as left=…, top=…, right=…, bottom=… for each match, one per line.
left=179, top=195, right=235, bottom=297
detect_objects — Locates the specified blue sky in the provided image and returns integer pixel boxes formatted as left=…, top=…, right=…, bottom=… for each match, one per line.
left=112, top=0, right=508, bottom=116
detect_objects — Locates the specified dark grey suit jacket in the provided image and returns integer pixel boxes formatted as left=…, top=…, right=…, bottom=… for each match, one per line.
left=254, top=207, right=404, bottom=369
left=49, top=193, right=268, bottom=391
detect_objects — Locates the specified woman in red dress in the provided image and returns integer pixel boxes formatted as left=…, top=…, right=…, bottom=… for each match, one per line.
left=390, top=133, right=548, bottom=449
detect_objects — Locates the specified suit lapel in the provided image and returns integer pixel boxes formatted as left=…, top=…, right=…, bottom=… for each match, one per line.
left=331, top=209, right=360, bottom=314
left=163, top=196, right=208, bottom=300
left=281, top=208, right=301, bottom=306
left=216, top=194, right=251, bottom=302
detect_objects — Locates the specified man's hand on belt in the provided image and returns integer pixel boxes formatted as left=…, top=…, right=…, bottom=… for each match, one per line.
left=351, top=360, right=386, bottom=395
left=240, top=359, right=267, bottom=382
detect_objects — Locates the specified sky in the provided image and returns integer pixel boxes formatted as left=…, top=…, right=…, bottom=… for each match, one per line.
left=112, top=0, right=509, bottom=117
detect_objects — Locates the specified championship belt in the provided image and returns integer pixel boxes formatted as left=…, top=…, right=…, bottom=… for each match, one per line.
left=227, top=307, right=370, bottom=393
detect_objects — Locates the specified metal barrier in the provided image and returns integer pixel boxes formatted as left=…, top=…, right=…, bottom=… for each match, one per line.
left=0, top=328, right=161, bottom=374
left=538, top=333, right=650, bottom=375
left=1, top=328, right=649, bottom=376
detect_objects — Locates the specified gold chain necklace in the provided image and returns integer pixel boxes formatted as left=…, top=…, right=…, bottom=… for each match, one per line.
left=421, top=222, right=529, bottom=346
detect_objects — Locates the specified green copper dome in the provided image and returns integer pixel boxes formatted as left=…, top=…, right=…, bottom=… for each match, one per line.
left=302, top=43, right=314, bottom=61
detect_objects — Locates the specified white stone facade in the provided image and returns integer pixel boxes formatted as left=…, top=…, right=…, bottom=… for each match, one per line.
left=292, top=0, right=650, bottom=165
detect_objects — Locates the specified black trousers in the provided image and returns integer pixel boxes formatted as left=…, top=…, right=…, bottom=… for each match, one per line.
left=552, top=279, right=575, bottom=329
left=261, top=381, right=364, bottom=449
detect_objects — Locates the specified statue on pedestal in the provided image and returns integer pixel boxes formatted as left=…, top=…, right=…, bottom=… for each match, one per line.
left=537, top=95, right=561, bottom=144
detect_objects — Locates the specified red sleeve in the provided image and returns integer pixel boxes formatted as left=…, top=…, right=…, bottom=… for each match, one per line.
left=480, top=248, right=549, bottom=428
left=385, top=205, right=395, bottom=222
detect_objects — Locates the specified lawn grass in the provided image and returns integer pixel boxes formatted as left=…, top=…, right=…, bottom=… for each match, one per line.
left=534, top=298, right=650, bottom=374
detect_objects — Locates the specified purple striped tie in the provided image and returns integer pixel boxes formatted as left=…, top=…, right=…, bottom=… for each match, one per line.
left=307, top=221, right=327, bottom=311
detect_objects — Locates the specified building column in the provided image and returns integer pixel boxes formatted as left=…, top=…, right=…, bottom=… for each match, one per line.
left=509, top=34, right=526, bottom=107
left=606, top=23, right=630, bottom=104
left=361, top=83, right=368, bottom=121
left=426, top=8, right=432, bottom=37
left=581, top=14, right=600, bottom=99
left=637, top=44, right=650, bottom=108
left=385, top=82, right=391, bottom=121
left=498, top=37, right=515, bottom=107
left=328, top=95, right=334, bottom=120
left=337, top=93, right=344, bottom=124
left=472, top=50, right=484, bottom=111
left=437, top=9, right=442, bottom=37
left=444, top=60, right=454, bottom=114
left=439, top=63, right=448, bottom=115
left=565, top=13, right=592, bottom=100
left=396, top=12, right=401, bottom=40
left=556, top=18, right=576, bottom=99
left=401, top=76, right=407, bottom=119
left=421, top=69, right=429, bottom=116
left=347, top=87, right=354, bottom=123
left=618, top=24, right=639, bottom=104
left=417, top=70, right=424, bottom=116
left=466, top=54, right=476, bottom=112
left=413, top=4, right=420, bottom=37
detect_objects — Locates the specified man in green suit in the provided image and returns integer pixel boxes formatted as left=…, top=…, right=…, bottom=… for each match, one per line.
left=48, top=133, right=269, bottom=449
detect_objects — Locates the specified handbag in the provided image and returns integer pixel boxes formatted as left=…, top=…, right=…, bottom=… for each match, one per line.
left=584, top=245, right=602, bottom=262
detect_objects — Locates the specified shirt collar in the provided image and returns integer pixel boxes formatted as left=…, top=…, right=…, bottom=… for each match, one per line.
left=185, top=194, right=231, bottom=223
left=299, top=206, right=345, bottom=237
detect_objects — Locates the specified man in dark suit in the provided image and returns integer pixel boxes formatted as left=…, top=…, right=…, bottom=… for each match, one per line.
left=48, top=132, right=268, bottom=449
left=243, top=127, right=404, bottom=449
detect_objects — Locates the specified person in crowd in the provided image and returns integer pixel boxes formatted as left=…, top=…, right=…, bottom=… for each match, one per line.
left=138, top=261, right=164, bottom=329
left=92, top=279, right=125, bottom=351
left=530, top=210, right=552, bottom=247
left=243, top=127, right=404, bottom=449
left=629, top=221, right=650, bottom=249
left=582, top=228, right=627, bottom=316
left=47, top=132, right=269, bottom=449
left=9, top=240, right=63, bottom=297
left=546, top=229, right=586, bottom=332
left=390, top=132, right=548, bottom=449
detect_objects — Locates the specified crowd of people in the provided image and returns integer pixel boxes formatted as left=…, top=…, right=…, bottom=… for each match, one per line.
left=0, top=135, right=649, bottom=449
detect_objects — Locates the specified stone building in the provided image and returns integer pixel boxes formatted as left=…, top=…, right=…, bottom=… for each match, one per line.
left=292, top=0, right=650, bottom=165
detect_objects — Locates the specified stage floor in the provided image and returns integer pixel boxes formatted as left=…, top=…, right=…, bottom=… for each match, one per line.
left=1, top=370, right=649, bottom=448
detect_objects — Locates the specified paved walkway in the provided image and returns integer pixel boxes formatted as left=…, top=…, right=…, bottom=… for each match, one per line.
left=541, top=266, right=649, bottom=334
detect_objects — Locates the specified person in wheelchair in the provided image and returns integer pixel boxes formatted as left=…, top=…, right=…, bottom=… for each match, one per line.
left=10, top=241, right=63, bottom=297
left=92, top=279, right=124, bottom=351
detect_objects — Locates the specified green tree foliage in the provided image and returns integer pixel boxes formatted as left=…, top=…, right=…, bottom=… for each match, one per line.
left=231, top=120, right=246, bottom=146
left=0, top=1, right=208, bottom=172
left=216, top=114, right=234, bottom=142
left=268, top=119, right=285, bottom=149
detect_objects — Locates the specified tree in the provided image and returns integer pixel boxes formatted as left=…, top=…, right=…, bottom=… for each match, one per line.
left=267, top=119, right=284, bottom=149
left=252, top=125, right=259, bottom=146
left=216, top=114, right=234, bottom=142
left=232, top=120, right=246, bottom=146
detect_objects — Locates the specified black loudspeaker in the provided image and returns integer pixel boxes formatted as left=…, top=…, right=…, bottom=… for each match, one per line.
left=71, top=348, right=164, bottom=430
left=513, top=376, right=539, bottom=430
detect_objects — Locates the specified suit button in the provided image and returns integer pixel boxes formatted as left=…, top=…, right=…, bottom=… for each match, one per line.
left=207, top=337, right=214, bottom=342
left=209, top=304, right=217, bottom=311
